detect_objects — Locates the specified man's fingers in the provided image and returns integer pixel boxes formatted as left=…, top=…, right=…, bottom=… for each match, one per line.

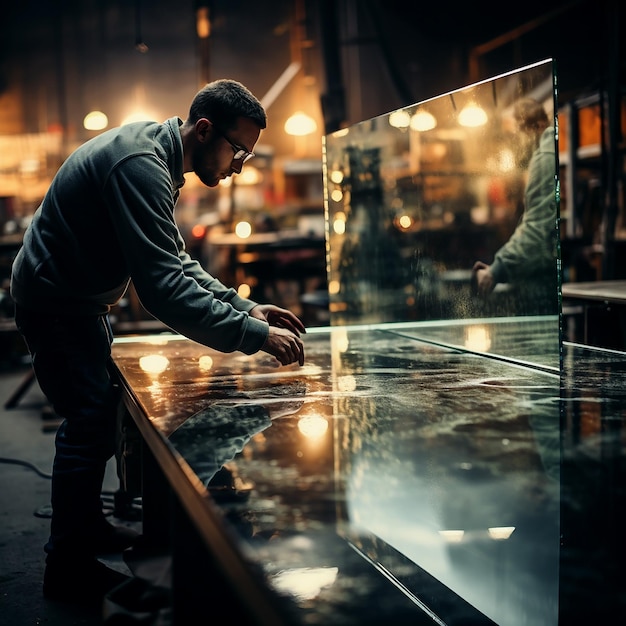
left=269, top=312, right=306, bottom=335
left=283, top=336, right=304, bottom=366
left=264, top=327, right=305, bottom=366
left=286, top=336, right=303, bottom=365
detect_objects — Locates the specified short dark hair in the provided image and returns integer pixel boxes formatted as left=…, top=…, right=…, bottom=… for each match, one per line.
left=513, top=97, right=549, bottom=129
left=188, top=79, right=267, bottom=130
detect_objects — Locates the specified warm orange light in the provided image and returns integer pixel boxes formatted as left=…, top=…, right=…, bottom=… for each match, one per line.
left=121, top=110, right=158, bottom=126
left=389, top=109, right=411, bottom=128
left=235, top=221, right=252, bottom=238
left=410, top=110, right=436, bottom=131
left=83, top=111, right=108, bottom=131
left=198, top=355, right=213, bottom=371
left=196, top=7, right=211, bottom=38
left=297, top=414, right=328, bottom=439
left=237, top=283, right=252, bottom=298
left=139, top=354, right=169, bottom=374
left=191, top=224, right=206, bottom=239
left=284, top=112, right=317, bottom=136
left=458, top=104, right=488, bottom=127
left=235, top=166, right=262, bottom=185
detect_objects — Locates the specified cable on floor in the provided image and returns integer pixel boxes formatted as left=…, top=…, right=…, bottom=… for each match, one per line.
left=0, top=456, right=52, bottom=478
left=0, top=456, right=143, bottom=520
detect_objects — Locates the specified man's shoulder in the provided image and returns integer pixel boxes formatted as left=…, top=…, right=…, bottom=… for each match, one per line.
left=67, top=121, right=159, bottom=168
left=539, top=126, right=556, bottom=151
left=58, top=119, right=183, bottom=189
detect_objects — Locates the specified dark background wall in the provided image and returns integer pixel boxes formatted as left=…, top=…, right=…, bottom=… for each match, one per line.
left=0, top=0, right=622, bottom=147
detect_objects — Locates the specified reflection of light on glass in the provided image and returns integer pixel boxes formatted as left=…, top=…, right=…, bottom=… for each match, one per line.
left=333, top=218, right=345, bottom=234
left=431, top=143, right=447, bottom=159
left=438, top=529, right=465, bottom=543
left=330, top=170, right=344, bottom=184
left=410, top=110, right=436, bottom=131
left=328, top=280, right=340, bottom=295
left=458, top=104, right=488, bottom=127
left=270, top=567, right=338, bottom=601
left=397, top=214, right=412, bottom=229
left=332, top=128, right=349, bottom=138
left=198, top=355, right=213, bottom=371
left=331, top=189, right=343, bottom=203
left=332, top=328, right=349, bottom=353
left=389, top=109, right=411, bottom=128
left=139, top=354, right=169, bottom=374
left=237, top=283, right=252, bottom=298
left=235, top=221, right=252, bottom=238
left=145, top=336, right=170, bottom=345
left=488, top=526, right=515, bottom=540
left=465, top=325, right=491, bottom=352
left=333, top=210, right=346, bottom=233
left=297, top=414, right=329, bottom=439
left=498, top=148, right=516, bottom=172
left=337, top=375, right=356, bottom=392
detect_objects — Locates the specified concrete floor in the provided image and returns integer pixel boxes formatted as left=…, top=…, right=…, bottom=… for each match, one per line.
left=0, top=360, right=139, bottom=626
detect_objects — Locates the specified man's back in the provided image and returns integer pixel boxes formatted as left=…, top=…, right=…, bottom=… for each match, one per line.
left=11, top=119, right=184, bottom=314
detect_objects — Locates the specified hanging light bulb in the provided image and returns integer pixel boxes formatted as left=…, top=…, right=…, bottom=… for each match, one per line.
left=83, top=110, right=108, bottom=131
left=458, top=103, right=488, bottom=127
left=284, top=111, right=317, bottom=136
left=235, top=166, right=262, bottom=185
left=389, top=109, right=411, bottom=129
left=410, top=110, right=437, bottom=131
left=196, top=6, right=211, bottom=38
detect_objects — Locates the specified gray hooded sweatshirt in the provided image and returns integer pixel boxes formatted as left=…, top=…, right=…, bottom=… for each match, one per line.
left=10, top=117, right=268, bottom=355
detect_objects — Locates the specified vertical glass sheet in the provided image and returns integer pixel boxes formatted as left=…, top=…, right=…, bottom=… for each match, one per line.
left=323, top=59, right=560, bottom=371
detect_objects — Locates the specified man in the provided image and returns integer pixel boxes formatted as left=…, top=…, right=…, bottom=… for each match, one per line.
left=472, top=97, right=559, bottom=314
left=10, top=79, right=306, bottom=606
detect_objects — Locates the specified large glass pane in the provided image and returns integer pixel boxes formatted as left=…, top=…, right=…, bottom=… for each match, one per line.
left=112, top=324, right=560, bottom=625
left=323, top=59, right=560, bottom=371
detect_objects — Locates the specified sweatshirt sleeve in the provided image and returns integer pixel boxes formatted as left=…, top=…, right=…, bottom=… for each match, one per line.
left=176, top=231, right=258, bottom=313
left=490, top=130, right=558, bottom=284
left=104, top=153, right=268, bottom=354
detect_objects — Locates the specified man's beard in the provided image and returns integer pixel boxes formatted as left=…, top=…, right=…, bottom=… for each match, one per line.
left=195, top=168, right=219, bottom=187
left=192, top=143, right=220, bottom=187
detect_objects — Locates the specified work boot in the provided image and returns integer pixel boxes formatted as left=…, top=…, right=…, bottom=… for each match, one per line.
left=43, top=556, right=130, bottom=607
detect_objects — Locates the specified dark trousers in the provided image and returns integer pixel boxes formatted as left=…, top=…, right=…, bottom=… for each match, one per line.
left=14, top=305, right=120, bottom=561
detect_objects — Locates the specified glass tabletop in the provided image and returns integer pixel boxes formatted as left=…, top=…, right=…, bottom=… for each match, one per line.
left=112, top=320, right=561, bottom=624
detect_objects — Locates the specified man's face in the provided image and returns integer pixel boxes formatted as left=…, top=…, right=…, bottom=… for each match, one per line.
left=192, top=116, right=261, bottom=188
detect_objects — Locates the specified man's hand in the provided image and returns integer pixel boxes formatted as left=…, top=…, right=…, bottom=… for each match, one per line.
left=250, top=304, right=306, bottom=366
left=262, top=326, right=305, bottom=366
left=472, top=261, right=495, bottom=296
left=249, top=304, right=306, bottom=336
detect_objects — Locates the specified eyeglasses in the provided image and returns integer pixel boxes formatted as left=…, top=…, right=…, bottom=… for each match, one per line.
left=213, top=124, right=254, bottom=163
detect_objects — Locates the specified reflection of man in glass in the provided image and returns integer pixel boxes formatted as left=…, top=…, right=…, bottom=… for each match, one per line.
left=472, top=98, right=558, bottom=314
